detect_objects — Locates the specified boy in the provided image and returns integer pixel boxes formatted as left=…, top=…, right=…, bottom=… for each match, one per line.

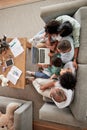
left=57, top=36, right=74, bottom=63
left=26, top=55, right=63, bottom=80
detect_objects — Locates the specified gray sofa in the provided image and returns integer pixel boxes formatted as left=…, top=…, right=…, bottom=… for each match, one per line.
left=0, top=96, right=32, bottom=130
left=39, top=0, right=87, bottom=128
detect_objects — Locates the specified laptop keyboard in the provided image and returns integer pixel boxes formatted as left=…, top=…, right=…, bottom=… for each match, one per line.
left=40, top=49, right=45, bottom=63
left=32, top=47, right=39, bottom=63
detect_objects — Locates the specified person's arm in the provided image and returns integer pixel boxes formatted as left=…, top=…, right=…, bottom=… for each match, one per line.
left=38, top=63, right=50, bottom=67
left=73, top=23, right=80, bottom=48
left=45, top=40, right=58, bottom=52
left=40, top=81, right=55, bottom=91
left=50, top=74, right=58, bottom=79
left=73, top=47, right=79, bottom=69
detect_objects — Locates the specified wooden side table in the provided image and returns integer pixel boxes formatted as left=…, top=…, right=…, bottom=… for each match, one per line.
left=0, top=38, right=27, bottom=89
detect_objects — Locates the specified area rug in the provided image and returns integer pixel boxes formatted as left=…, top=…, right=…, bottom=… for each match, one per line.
left=0, top=0, right=70, bottom=38
left=0, top=0, right=44, bottom=9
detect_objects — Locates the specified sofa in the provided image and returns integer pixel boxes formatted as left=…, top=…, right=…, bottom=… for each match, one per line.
left=0, top=96, right=32, bottom=130
left=38, top=0, right=87, bottom=128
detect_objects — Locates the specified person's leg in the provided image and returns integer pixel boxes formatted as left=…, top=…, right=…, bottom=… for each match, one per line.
left=27, top=29, right=45, bottom=49
left=26, top=71, right=35, bottom=76
left=26, top=71, right=50, bottom=78
left=32, top=78, right=51, bottom=98
left=35, top=72, right=50, bottom=79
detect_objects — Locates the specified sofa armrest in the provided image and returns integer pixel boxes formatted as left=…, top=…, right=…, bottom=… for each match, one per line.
left=40, top=0, right=87, bottom=23
left=14, top=102, right=32, bottom=130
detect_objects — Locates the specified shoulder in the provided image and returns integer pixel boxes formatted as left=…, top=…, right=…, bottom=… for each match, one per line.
left=56, top=15, right=80, bottom=27
left=62, top=36, right=73, bottom=43
left=64, top=61, right=73, bottom=68
left=64, top=61, right=76, bottom=75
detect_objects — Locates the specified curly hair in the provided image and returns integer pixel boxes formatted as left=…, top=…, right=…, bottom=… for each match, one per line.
left=44, top=19, right=61, bottom=34
left=59, top=72, right=76, bottom=90
left=51, top=56, right=62, bottom=67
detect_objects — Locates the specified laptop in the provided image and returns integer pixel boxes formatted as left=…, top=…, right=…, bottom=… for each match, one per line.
left=31, top=46, right=50, bottom=64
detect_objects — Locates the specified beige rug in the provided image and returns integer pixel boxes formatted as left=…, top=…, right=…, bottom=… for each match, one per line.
left=0, top=0, right=44, bottom=9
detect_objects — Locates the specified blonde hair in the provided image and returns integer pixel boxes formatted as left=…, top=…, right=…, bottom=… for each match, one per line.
left=53, top=89, right=66, bottom=103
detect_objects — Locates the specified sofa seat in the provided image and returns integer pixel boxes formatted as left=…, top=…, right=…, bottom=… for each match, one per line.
left=39, top=103, right=87, bottom=128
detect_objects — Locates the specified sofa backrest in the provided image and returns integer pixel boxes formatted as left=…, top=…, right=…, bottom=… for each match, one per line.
left=70, top=7, right=87, bottom=122
left=74, top=6, right=87, bottom=64
left=40, top=0, right=87, bottom=23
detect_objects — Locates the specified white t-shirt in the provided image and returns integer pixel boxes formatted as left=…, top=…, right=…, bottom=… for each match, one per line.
left=64, top=61, right=76, bottom=75
left=60, top=36, right=74, bottom=63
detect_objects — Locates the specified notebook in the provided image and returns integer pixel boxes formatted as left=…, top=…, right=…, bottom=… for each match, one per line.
left=31, top=46, right=50, bottom=64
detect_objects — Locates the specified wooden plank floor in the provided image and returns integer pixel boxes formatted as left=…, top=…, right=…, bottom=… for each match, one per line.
left=0, top=0, right=42, bottom=9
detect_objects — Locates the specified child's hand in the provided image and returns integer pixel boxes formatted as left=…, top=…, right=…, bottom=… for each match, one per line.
left=48, top=52, right=54, bottom=57
left=50, top=74, right=58, bottom=79
left=38, top=63, right=49, bottom=68
left=37, top=63, right=42, bottom=67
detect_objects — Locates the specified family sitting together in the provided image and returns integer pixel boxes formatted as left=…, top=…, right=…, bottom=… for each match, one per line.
left=26, top=15, right=80, bottom=109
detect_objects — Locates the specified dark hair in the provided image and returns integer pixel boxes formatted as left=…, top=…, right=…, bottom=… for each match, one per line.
left=57, top=21, right=73, bottom=37
left=59, top=72, right=76, bottom=90
left=58, top=40, right=71, bottom=51
left=44, top=20, right=61, bottom=34
left=51, top=56, right=62, bottom=67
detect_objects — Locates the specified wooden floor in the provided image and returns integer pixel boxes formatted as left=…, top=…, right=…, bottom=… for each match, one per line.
left=0, top=0, right=41, bottom=9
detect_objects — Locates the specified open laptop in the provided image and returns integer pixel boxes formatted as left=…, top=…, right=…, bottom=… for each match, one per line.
left=31, top=46, right=50, bottom=64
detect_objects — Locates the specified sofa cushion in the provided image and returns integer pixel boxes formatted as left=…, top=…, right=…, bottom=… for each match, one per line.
left=39, top=103, right=87, bottom=128
left=43, top=96, right=54, bottom=103
left=70, top=64, right=87, bottom=122
left=40, top=0, right=87, bottom=23
left=74, top=6, right=87, bottom=64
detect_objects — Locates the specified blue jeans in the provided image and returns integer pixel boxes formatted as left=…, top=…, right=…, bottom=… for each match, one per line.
left=35, top=72, right=50, bottom=79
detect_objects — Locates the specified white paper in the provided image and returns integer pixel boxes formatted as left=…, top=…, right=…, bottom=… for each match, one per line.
left=9, top=38, right=24, bottom=57
left=7, top=66, right=22, bottom=85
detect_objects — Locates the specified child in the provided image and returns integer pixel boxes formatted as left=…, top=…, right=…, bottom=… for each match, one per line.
left=26, top=55, right=63, bottom=80
left=57, top=36, right=74, bottom=64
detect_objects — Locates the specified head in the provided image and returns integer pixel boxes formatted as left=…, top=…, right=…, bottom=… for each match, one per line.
left=60, top=68, right=72, bottom=75
left=44, top=19, right=61, bottom=35
left=57, top=40, right=71, bottom=53
left=50, top=88, right=66, bottom=103
left=59, top=72, right=77, bottom=90
left=57, top=21, right=73, bottom=37
left=51, top=56, right=62, bottom=67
